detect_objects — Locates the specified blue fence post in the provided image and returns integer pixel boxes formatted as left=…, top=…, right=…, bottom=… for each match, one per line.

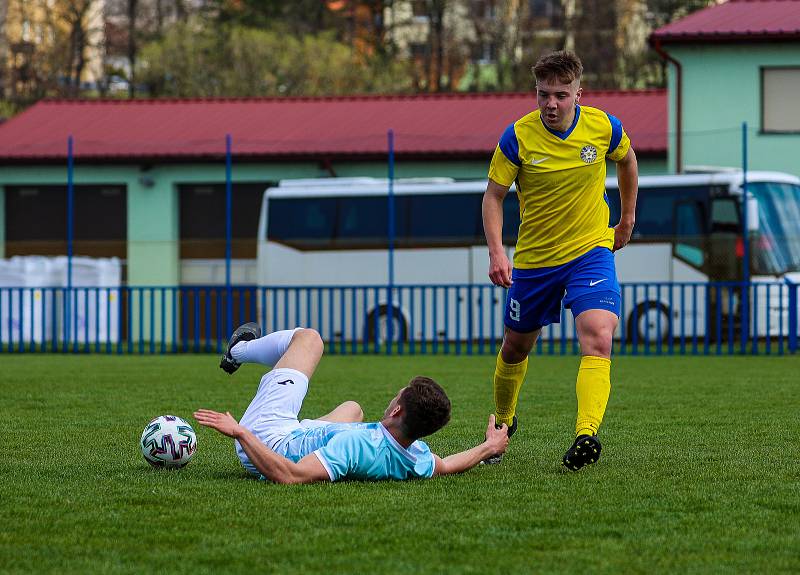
left=387, top=129, right=395, bottom=355
left=788, top=279, right=798, bottom=353
left=225, top=134, right=233, bottom=338
left=740, top=122, right=750, bottom=354
left=65, top=135, right=74, bottom=352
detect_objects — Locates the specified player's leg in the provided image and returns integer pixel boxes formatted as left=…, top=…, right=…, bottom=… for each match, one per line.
left=494, top=267, right=564, bottom=428
left=560, top=309, right=616, bottom=471
left=483, top=327, right=540, bottom=465
left=484, top=268, right=565, bottom=464
left=317, top=401, right=364, bottom=423
left=224, top=325, right=323, bottom=380
left=272, top=328, right=324, bottom=380
left=233, top=328, right=324, bottom=472
left=220, top=322, right=263, bottom=374
left=574, top=308, right=617, bottom=435
left=563, top=247, right=621, bottom=471
left=494, top=326, right=539, bottom=429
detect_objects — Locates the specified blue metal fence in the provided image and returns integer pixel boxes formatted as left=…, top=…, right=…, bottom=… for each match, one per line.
left=1, top=282, right=797, bottom=355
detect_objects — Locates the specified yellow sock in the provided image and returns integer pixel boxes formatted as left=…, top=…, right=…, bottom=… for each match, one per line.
left=493, top=352, right=528, bottom=427
left=575, top=355, right=612, bottom=437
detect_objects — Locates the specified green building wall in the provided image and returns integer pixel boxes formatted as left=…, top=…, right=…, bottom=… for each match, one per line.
left=666, top=43, right=800, bottom=178
left=0, top=155, right=666, bottom=286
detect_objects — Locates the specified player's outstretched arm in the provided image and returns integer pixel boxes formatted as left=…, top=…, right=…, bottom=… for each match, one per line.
left=193, top=409, right=330, bottom=484
left=432, top=415, right=509, bottom=476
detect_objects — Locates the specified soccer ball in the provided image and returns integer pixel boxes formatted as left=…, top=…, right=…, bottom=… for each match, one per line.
left=140, top=415, right=197, bottom=469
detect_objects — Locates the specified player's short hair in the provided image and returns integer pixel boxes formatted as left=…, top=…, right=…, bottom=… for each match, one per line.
left=533, top=50, right=583, bottom=85
left=399, top=376, right=451, bottom=440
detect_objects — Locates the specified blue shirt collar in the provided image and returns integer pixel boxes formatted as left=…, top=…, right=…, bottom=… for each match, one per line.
left=541, top=104, right=581, bottom=140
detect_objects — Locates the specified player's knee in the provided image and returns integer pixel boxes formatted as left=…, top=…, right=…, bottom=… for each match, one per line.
left=296, top=328, right=324, bottom=356
left=581, top=328, right=614, bottom=357
left=345, top=401, right=364, bottom=422
left=501, top=336, right=532, bottom=363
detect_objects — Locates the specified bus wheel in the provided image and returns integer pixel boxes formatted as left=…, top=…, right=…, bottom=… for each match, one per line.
left=627, top=302, right=671, bottom=344
left=365, top=305, right=408, bottom=344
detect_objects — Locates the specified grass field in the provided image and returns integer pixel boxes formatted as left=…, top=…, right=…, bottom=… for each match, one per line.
left=1, top=352, right=799, bottom=574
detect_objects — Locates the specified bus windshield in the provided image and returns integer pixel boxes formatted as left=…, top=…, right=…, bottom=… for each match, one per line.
left=749, top=182, right=800, bottom=275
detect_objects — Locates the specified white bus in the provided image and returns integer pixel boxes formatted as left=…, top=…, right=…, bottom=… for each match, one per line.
left=610, top=170, right=800, bottom=343
left=256, top=172, right=800, bottom=345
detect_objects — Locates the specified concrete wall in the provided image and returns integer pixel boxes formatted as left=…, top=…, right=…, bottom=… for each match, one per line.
left=666, top=43, right=800, bottom=177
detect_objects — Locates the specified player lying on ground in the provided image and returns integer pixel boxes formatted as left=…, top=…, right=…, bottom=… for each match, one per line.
left=194, top=323, right=509, bottom=484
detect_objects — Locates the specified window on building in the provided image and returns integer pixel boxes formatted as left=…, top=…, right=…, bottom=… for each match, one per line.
left=4, top=185, right=127, bottom=258
left=762, top=67, right=800, bottom=133
left=179, top=182, right=272, bottom=259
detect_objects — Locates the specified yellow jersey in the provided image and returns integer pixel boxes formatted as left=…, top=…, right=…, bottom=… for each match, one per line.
left=488, top=104, right=630, bottom=268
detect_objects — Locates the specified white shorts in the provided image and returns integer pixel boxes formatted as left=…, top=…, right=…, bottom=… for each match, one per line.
left=235, top=368, right=326, bottom=468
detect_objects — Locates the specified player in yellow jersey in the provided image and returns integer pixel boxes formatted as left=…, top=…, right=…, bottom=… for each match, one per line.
left=482, top=51, right=639, bottom=471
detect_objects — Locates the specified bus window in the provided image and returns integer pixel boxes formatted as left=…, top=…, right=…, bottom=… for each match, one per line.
left=674, top=201, right=705, bottom=268
left=406, top=193, right=483, bottom=246
left=708, top=197, right=741, bottom=280
left=606, top=186, right=710, bottom=239
left=268, top=197, right=337, bottom=249
left=337, top=196, right=389, bottom=248
left=269, top=189, right=521, bottom=250
left=606, top=190, right=621, bottom=227
left=710, top=198, right=740, bottom=233
left=634, top=190, right=676, bottom=237
left=502, top=192, right=521, bottom=244
left=748, top=182, right=800, bottom=274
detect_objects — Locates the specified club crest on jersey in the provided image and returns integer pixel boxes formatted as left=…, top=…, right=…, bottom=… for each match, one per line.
left=580, top=145, right=597, bottom=163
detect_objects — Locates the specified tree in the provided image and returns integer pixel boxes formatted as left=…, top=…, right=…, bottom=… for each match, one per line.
left=614, top=0, right=720, bottom=88
left=127, top=0, right=137, bottom=97
left=137, top=22, right=413, bottom=97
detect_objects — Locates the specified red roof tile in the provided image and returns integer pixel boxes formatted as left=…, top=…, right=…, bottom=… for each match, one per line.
left=0, top=91, right=666, bottom=163
left=652, top=0, right=800, bottom=43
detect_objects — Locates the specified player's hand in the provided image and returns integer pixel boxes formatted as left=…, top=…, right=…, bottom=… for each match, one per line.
left=613, top=218, right=634, bottom=252
left=488, top=252, right=513, bottom=288
left=485, top=414, right=510, bottom=455
left=193, top=409, right=242, bottom=438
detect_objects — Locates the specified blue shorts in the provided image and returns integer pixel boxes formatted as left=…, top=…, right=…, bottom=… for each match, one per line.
left=504, top=246, right=621, bottom=333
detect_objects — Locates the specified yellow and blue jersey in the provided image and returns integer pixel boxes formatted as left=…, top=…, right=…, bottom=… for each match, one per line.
left=488, top=105, right=630, bottom=268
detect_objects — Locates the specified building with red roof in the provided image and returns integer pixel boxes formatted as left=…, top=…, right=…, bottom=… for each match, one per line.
left=0, top=91, right=666, bottom=285
left=650, top=0, right=800, bottom=174
left=0, top=92, right=666, bottom=163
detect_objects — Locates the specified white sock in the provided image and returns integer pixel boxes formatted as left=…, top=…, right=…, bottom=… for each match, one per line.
left=230, top=328, right=302, bottom=366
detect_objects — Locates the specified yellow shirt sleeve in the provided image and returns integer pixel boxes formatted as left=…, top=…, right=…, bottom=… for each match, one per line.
left=608, top=129, right=630, bottom=162
left=488, top=144, right=520, bottom=187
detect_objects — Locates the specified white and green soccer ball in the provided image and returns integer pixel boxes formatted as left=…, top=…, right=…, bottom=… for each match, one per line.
left=140, top=415, right=197, bottom=469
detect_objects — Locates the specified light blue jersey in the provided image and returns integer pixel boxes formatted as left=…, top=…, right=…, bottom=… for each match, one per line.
left=278, top=421, right=435, bottom=482
left=234, top=367, right=437, bottom=482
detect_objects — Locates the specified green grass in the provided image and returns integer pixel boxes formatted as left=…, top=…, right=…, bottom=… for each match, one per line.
left=1, top=353, right=799, bottom=574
